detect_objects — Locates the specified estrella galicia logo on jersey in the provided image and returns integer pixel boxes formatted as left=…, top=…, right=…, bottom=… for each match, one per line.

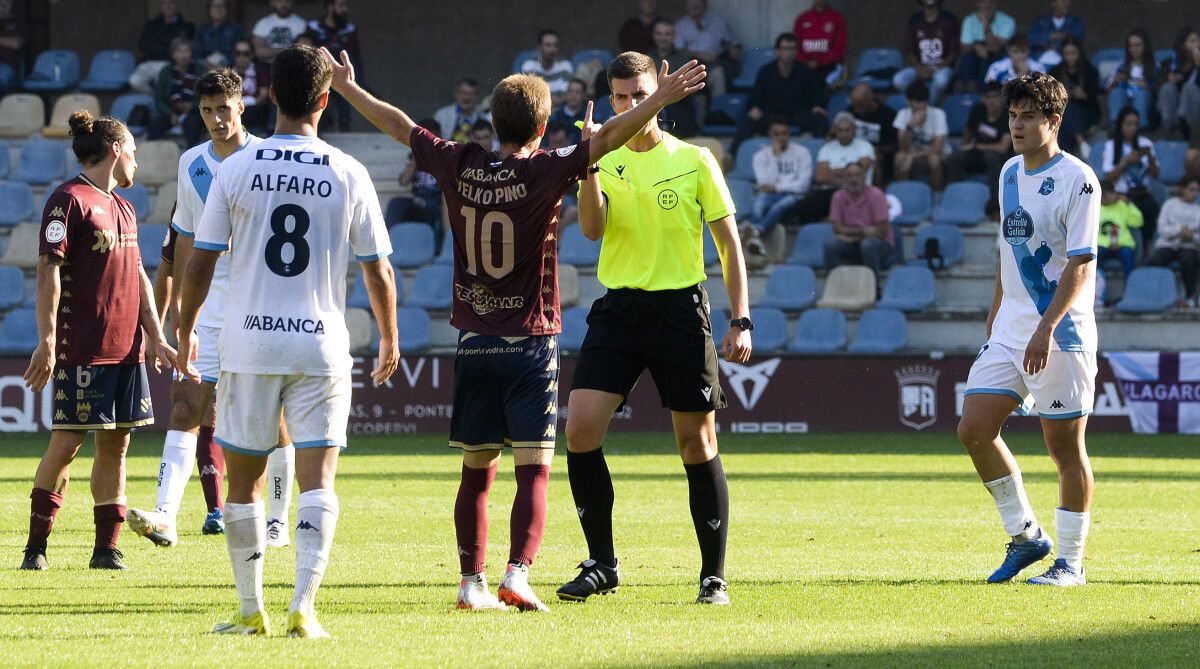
left=1039, top=177, right=1054, bottom=196
left=1079, top=182, right=1094, bottom=195
left=895, top=365, right=939, bottom=430
left=454, top=282, right=524, bottom=316
left=658, top=189, right=679, bottom=210
left=255, top=147, right=331, bottom=165
left=1002, top=206, right=1034, bottom=246
left=242, top=314, right=326, bottom=334
left=192, top=166, right=209, bottom=178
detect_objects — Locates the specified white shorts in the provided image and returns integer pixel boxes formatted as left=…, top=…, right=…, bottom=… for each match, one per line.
left=214, top=371, right=351, bottom=455
left=174, top=325, right=222, bottom=384
left=964, top=342, right=1097, bottom=419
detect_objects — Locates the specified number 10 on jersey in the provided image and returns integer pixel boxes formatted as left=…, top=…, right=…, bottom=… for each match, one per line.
left=461, top=206, right=515, bottom=279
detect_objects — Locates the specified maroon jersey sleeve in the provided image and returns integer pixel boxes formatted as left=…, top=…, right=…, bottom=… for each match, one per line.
left=526, top=141, right=592, bottom=192
left=39, top=187, right=82, bottom=260
left=409, top=125, right=461, bottom=183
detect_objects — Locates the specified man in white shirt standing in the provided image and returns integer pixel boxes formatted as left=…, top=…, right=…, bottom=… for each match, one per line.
left=252, top=0, right=307, bottom=65
left=520, top=30, right=574, bottom=107
left=744, top=117, right=812, bottom=257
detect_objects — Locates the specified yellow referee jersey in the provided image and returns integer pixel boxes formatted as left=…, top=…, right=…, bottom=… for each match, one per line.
left=593, top=132, right=735, bottom=291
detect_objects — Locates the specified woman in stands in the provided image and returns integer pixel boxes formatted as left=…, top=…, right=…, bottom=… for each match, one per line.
left=1049, top=36, right=1099, bottom=156
left=1102, top=106, right=1160, bottom=242
left=1147, top=178, right=1200, bottom=308
left=1157, top=27, right=1200, bottom=139
left=1105, top=28, right=1158, bottom=130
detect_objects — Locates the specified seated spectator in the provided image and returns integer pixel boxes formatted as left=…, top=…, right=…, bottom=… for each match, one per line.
left=1103, top=107, right=1161, bottom=241
left=434, top=78, right=488, bottom=144
left=1106, top=29, right=1158, bottom=129
left=618, top=0, right=661, bottom=54
left=1158, top=27, right=1200, bottom=138
left=150, top=37, right=201, bottom=143
left=849, top=83, right=898, bottom=184
left=984, top=34, right=1045, bottom=84
left=958, top=0, right=1015, bottom=89
left=306, top=0, right=361, bottom=132
left=1097, top=179, right=1143, bottom=281
left=743, top=117, right=813, bottom=258
left=947, top=81, right=1009, bottom=194
left=823, top=163, right=893, bottom=276
left=893, top=0, right=960, bottom=105
left=1049, top=36, right=1100, bottom=155
left=649, top=19, right=700, bottom=137
left=395, top=118, right=445, bottom=236
left=521, top=29, right=574, bottom=106
left=232, top=39, right=270, bottom=135
left=0, top=0, right=27, bottom=91
left=793, top=0, right=846, bottom=85
left=893, top=82, right=948, bottom=191
left=195, top=0, right=243, bottom=68
left=1148, top=178, right=1200, bottom=307
left=471, top=119, right=497, bottom=151
left=733, top=33, right=828, bottom=152
left=1027, top=0, right=1084, bottom=67
left=674, top=0, right=740, bottom=98
left=549, top=79, right=588, bottom=144
left=132, top=0, right=196, bottom=92
left=252, top=0, right=306, bottom=65
left=800, top=111, right=877, bottom=223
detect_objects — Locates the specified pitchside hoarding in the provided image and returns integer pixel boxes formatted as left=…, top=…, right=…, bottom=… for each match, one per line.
left=0, top=356, right=1131, bottom=434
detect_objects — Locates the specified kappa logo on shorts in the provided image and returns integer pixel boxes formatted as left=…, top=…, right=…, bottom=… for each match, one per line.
left=1050, top=400, right=1065, bottom=409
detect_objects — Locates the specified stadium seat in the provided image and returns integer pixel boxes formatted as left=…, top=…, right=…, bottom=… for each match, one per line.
left=850, top=47, right=903, bottom=90
left=786, top=223, right=834, bottom=267
left=406, top=263, right=453, bottom=310
left=933, top=182, right=989, bottom=226
left=847, top=308, right=908, bottom=354
left=1116, top=267, right=1179, bottom=313
left=876, top=266, right=936, bottom=312
left=730, top=137, right=770, bottom=181
left=135, top=140, right=181, bottom=186
left=12, top=140, right=66, bottom=184
left=887, top=181, right=933, bottom=226
left=732, top=46, right=775, bottom=90
left=727, top=177, right=753, bottom=216
left=909, top=223, right=964, bottom=269
left=709, top=308, right=728, bottom=345
left=1086, top=140, right=1105, bottom=176
left=826, top=90, right=850, bottom=116
left=0, top=306, right=38, bottom=355
left=137, top=223, right=169, bottom=270
left=1093, top=47, right=1124, bottom=82
left=0, top=265, right=23, bottom=308
left=689, top=136, right=725, bottom=167
left=800, top=137, right=824, bottom=163
left=79, top=49, right=135, bottom=92
left=701, top=93, right=748, bottom=137
left=756, top=265, right=816, bottom=310
left=570, top=48, right=615, bottom=70
left=788, top=308, right=847, bottom=354
left=559, top=223, right=601, bottom=266
left=0, top=143, right=9, bottom=179
left=559, top=305, right=590, bottom=352
left=559, top=263, right=580, bottom=308
left=23, top=49, right=81, bottom=91
left=750, top=307, right=789, bottom=353
left=510, top=49, right=538, bottom=74
left=397, top=307, right=432, bottom=352
left=148, top=181, right=177, bottom=224
left=1154, top=48, right=1176, bottom=69
left=43, top=93, right=102, bottom=138
left=345, top=307, right=374, bottom=354
left=1154, top=140, right=1188, bottom=185
left=703, top=277, right=730, bottom=311
left=0, top=62, right=13, bottom=94
left=0, top=94, right=45, bottom=137
left=591, top=95, right=615, bottom=123
left=0, top=181, right=34, bottom=226
left=702, top=226, right=720, bottom=266
left=110, top=92, right=155, bottom=136
left=941, top=93, right=980, bottom=136
left=885, top=93, right=907, bottom=112
left=383, top=197, right=407, bottom=226
left=816, top=265, right=877, bottom=311
left=115, top=183, right=150, bottom=221
left=0, top=223, right=40, bottom=269
left=347, top=272, right=372, bottom=309
left=433, top=230, right=453, bottom=265
left=388, top=223, right=436, bottom=268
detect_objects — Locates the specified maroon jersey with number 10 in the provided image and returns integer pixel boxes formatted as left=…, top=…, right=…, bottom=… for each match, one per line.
left=409, top=126, right=590, bottom=336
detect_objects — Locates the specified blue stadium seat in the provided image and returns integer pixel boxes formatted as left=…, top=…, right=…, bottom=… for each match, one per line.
left=384, top=197, right=407, bottom=226
left=1116, top=267, right=1179, bottom=313
left=701, top=93, right=748, bottom=137
left=887, top=181, right=933, bottom=226
left=79, top=49, right=135, bottom=92
left=110, top=93, right=155, bottom=136
left=137, top=224, right=169, bottom=270
left=709, top=308, right=728, bottom=345
left=933, top=182, right=989, bottom=226
left=559, top=305, right=591, bottom=352
left=826, top=90, right=850, bottom=116
left=876, top=266, right=936, bottom=312
left=433, top=231, right=453, bottom=265
left=851, top=47, right=903, bottom=90
left=730, top=137, right=770, bottom=181
left=510, top=49, right=538, bottom=74
left=0, top=63, right=14, bottom=94
left=786, top=223, right=834, bottom=267
left=397, top=307, right=432, bottom=352
left=703, top=226, right=719, bottom=265
left=908, top=224, right=964, bottom=269
left=942, top=93, right=979, bottom=136
left=0, top=143, right=9, bottom=179
left=750, top=307, right=789, bottom=353
left=12, top=140, right=66, bottom=184
left=116, top=184, right=150, bottom=221
left=406, top=264, right=453, bottom=310
left=885, top=93, right=907, bottom=112
left=801, top=137, right=824, bottom=162
left=733, top=46, right=775, bottom=90
left=0, top=266, right=23, bottom=309
left=23, top=50, right=81, bottom=91
left=571, top=48, right=615, bottom=70
left=727, top=177, right=754, bottom=217
left=788, top=308, right=847, bottom=354
left=1086, top=140, right=1105, bottom=176
left=347, top=273, right=371, bottom=309
left=1154, top=140, right=1188, bottom=185
left=559, top=224, right=601, bottom=266
left=756, top=265, right=816, bottom=310
left=1154, top=48, right=1176, bottom=69
left=1092, top=47, right=1125, bottom=81
left=388, top=223, right=436, bottom=268
left=0, top=307, right=38, bottom=355
left=848, top=308, right=908, bottom=354
left=0, top=181, right=34, bottom=226
left=591, top=95, right=614, bottom=123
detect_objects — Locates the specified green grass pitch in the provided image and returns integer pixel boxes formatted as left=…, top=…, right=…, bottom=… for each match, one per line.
left=1, top=431, right=1198, bottom=667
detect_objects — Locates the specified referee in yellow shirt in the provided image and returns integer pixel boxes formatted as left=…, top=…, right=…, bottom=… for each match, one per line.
left=556, top=52, right=752, bottom=606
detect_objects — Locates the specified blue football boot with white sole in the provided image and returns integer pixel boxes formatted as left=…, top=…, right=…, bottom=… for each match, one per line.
left=987, top=529, right=1053, bottom=583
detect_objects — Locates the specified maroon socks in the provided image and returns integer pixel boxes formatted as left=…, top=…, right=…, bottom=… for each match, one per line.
left=26, top=487, right=63, bottom=551
left=196, top=426, right=224, bottom=512
left=509, top=464, right=550, bottom=567
left=93, top=503, right=127, bottom=551
left=454, top=463, right=497, bottom=575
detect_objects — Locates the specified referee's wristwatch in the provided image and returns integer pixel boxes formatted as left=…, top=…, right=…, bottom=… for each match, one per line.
left=730, top=316, right=754, bottom=331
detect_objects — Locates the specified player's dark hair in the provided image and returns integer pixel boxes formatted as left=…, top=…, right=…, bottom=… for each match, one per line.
left=1002, top=71, right=1068, bottom=122
left=904, top=80, right=930, bottom=102
left=490, top=74, right=546, bottom=145
left=774, top=32, right=796, bottom=49
left=538, top=29, right=558, bottom=45
left=607, top=51, right=656, bottom=88
left=458, top=77, right=478, bottom=88
left=270, top=45, right=332, bottom=119
left=417, top=117, right=441, bottom=136
left=195, top=67, right=243, bottom=101
left=1007, top=33, right=1030, bottom=51
left=651, top=18, right=673, bottom=33
left=68, top=110, right=128, bottom=166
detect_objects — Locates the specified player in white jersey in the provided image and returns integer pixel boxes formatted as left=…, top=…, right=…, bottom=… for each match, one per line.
left=959, top=72, right=1100, bottom=587
left=176, top=46, right=399, bottom=638
left=128, top=69, right=296, bottom=549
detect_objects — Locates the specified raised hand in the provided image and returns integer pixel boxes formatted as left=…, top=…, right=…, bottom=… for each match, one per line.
left=320, top=47, right=356, bottom=93
left=654, top=59, right=707, bottom=105
left=580, top=101, right=602, bottom=141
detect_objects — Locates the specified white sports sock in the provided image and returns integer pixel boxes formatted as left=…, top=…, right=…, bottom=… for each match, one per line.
left=155, top=431, right=198, bottom=518
left=291, top=489, right=339, bottom=616
left=1055, top=507, right=1090, bottom=571
left=224, top=502, right=266, bottom=617
left=266, top=444, right=295, bottom=525
left=983, top=471, right=1039, bottom=539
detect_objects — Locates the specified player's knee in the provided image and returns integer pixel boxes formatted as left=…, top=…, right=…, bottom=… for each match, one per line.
left=676, top=432, right=717, bottom=463
left=565, top=416, right=602, bottom=453
left=956, top=419, right=996, bottom=452
left=169, top=389, right=205, bottom=426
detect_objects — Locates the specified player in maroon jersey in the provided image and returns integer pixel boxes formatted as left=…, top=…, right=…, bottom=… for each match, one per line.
left=323, top=47, right=705, bottom=610
left=19, top=111, right=175, bottom=571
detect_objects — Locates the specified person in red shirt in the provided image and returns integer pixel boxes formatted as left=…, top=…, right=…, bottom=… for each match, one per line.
left=793, top=0, right=847, bottom=84
left=20, top=111, right=174, bottom=572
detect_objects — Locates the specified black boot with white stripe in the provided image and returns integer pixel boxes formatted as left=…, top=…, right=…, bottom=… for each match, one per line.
left=556, top=558, right=621, bottom=602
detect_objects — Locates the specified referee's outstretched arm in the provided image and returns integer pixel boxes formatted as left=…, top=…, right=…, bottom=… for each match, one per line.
left=710, top=214, right=752, bottom=364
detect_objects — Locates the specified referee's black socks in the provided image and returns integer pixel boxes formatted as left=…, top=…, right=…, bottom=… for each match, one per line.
left=684, top=454, right=729, bottom=582
left=566, top=448, right=617, bottom=567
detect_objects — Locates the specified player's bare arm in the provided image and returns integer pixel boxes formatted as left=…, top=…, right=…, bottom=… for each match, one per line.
left=171, top=233, right=195, bottom=335
left=175, top=249, right=220, bottom=382
left=322, top=48, right=417, bottom=146
left=576, top=102, right=608, bottom=240
left=709, top=214, right=752, bottom=364
left=1023, top=254, right=1094, bottom=375
left=585, top=59, right=706, bottom=163
left=22, top=254, right=63, bottom=391
left=138, top=265, right=177, bottom=373
left=360, top=257, right=400, bottom=385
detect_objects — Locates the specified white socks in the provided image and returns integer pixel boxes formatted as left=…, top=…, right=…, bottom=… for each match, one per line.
left=267, top=444, right=295, bottom=524
left=983, top=471, right=1039, bottom=539
left=291, top=489, right=339, bottom=616
left=1055, top=507, right=1090, bottom=571
left=155, top=430, right=198, bottom=518
left=224, top=502, right=266, bottom=617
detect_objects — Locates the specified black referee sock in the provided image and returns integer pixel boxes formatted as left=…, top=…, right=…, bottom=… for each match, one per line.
left=567, top=448, right=617, bottom=567
left=684, top=454, right=729, bottom=582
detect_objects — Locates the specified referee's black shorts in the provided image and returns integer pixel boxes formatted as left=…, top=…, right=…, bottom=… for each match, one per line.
left=571, top=283, right=726, bottom=412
